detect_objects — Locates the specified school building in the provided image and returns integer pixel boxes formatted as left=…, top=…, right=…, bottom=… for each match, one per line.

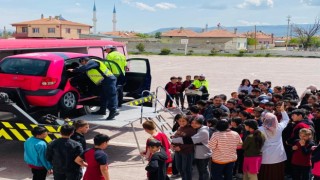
left=11, top=15, right=91, bottom=39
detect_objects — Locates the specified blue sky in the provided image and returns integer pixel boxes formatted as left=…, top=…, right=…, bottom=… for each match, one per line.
left=1, top=0, right=320, bottom=33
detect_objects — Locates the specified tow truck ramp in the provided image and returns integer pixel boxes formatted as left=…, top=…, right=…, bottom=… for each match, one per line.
left=0, top=89, right=183, bottom=162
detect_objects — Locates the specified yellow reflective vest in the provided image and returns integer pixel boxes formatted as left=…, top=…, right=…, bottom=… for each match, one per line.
left=192, top=80, right=201, bottom=89
left=87, top=60, right=113, bottom=85
left=106, top=51, right=127, bottom=74
left=200, top=80, right=209, bottom=91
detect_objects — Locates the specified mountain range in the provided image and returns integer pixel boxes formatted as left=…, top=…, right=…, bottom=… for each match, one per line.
left=149, top=24, right=317, bottom=37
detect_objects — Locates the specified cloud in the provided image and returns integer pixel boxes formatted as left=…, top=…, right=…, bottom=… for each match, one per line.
left=237, top=0, right=274, bottom=9
left=122, top=0, right=133, bottom=5
left=301, top=0, right=320, bottom=6
left=155, top=3, right=176, bottom=10
left=199, top=3, right=227, bottom=10
left=121, top=0, right=177, bottom=11
left=238, top=20, right=270, bottom=26
left=75, top=2, right=80, bottom=6
left=135, top=2, right=155, bottom=11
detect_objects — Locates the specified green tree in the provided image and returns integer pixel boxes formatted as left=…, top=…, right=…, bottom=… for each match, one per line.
left=136, top=33, right=150, bottom=38
left=247, top=38, right=257, bottom=45
left=155, top=32, right=161, bottom=39
left=136, top=43, right=145, bottom=53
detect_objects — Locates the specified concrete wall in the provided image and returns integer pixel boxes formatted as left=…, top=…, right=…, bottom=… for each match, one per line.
left=127, top=37, right=247, bottom=54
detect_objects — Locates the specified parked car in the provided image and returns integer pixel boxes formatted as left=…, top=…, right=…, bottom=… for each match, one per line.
left=0, top=52, right=151, bottom=113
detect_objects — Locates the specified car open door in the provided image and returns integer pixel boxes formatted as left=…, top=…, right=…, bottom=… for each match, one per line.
left=124, top=58, right=151, bottom=99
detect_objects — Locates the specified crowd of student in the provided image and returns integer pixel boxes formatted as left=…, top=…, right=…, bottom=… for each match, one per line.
left=144, top=78, right=320, bottom=180
left=24, top=120, right=112, bottom=180
left=22, top=77, right=320, bottom=180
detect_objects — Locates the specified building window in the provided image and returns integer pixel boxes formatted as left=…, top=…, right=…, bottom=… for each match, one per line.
left=22, top=27, right=28, bottom=33
left=32, top=28, right=40, bottom=33
left=48, top=28, right=55, bottom=33
left=65, top=28, right=71, bottom=34
left=77, top=29, right=81, bottom=34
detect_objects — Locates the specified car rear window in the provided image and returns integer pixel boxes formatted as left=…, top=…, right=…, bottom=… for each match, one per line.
left=0, top=58, right=50, bottom=76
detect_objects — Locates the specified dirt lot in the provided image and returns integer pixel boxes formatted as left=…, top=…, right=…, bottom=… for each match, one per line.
left=0, top=55, right=319, bottom=180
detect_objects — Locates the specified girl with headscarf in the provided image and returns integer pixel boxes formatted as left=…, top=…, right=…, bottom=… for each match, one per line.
left=258, top=103, right=290, bottom=180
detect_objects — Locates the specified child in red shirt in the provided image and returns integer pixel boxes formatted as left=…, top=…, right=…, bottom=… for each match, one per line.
left=141, top=120, right=172, bottom=179
left=75, top=134, right=111, bottom=180
left=165, top=76, right=177, bottom=108
left=291, top=128, right=315, bottom=180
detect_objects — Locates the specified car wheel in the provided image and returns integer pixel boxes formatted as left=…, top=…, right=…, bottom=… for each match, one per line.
left=83, top=106, right=100, bottom=114
left=59, top=91, right=77, bottom=111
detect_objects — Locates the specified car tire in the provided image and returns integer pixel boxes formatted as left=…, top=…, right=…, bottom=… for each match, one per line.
left=83, top=106, right=100, bottom=114
left=82, top=89, right=121, bottom=114
left=59, top=91, right=77, bottom=112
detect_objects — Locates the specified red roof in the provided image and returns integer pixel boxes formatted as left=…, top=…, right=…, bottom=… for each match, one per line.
left=0, top=39, right=124, bottom=50
left=162, top=28, right=198, bottom=37
left=242, top=32, right=272, bottom=39
left=191, top=29, right=243, bottom=38
left=12, top=17, right=91, bottom=27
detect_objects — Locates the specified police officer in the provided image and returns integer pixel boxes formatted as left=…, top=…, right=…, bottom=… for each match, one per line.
left=104, top=46, right=127, bottom=75
left=68, top=57, right=119, bottom=120
left=188, top=74, right=209, bottom=102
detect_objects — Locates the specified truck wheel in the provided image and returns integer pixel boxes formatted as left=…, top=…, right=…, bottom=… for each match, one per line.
left=59, top=92, right=77, bottom=111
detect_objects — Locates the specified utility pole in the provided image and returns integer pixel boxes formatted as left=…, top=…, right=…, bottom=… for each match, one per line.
left=254, top=25, right=257, bottom=50
left=286, top=15, right=291, bottom=51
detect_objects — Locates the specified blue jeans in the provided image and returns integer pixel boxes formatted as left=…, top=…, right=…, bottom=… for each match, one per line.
left=175, top=152, right=194, bottom=180
left=100, top=76, right=118, bottom=112
left=195, top=158, right=210, bottom=180
left=211, top=162, right=235, bottom=180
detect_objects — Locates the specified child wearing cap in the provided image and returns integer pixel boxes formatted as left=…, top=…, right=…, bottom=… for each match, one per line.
left=145, top=139, right=168, bottom=180
left=286, top=109, right=314, bottom=147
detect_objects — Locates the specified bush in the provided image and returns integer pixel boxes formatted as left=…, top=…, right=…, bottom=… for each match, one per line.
left=160, top=48, right=171, bottom=55
left=209, top=48, right=219, bottom=56
left=265, top=53, right=271, bottom=57
left=237, top=49, right=247, bottom=57
left=136, top=43, right=145, bottom=53
left=187, top=50, right=194, bottom=55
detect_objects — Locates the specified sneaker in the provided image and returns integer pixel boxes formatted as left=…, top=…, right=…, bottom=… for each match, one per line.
left=106, top=111, right=119, bottom=120
left=170, top=174, right=181, bottom=178
left=91, top=110, right=106, bottom=115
